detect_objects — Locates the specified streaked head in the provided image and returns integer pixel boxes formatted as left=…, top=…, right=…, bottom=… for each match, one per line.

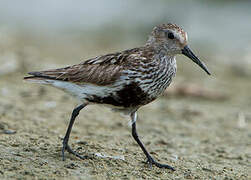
left=147, top=23, right=211, bottom=75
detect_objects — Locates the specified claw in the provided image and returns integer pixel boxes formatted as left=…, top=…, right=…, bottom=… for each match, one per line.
left=146, top=156, right=175, bottom=171
left=61, top=143, right=88, bottom=160
left=146, top=158, right=153, bottom=169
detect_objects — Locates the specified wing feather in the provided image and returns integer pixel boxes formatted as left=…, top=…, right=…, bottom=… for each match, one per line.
left=24, top=47, right=154, bottom=86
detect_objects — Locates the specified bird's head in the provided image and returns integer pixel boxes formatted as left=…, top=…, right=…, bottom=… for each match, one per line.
left=147, top=23, right=211, bottom=75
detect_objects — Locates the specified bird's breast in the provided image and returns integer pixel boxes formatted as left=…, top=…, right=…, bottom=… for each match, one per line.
left=86, top=56, right=176, bottom=108
left=138, top=56, right=177, bottom=98
left=86, top=82, right=153, bottom=108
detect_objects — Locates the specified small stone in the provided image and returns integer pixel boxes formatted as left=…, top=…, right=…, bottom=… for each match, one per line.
left=64, top=163, right=79, bottom=169
left=3, top=129, right=16, bottom=134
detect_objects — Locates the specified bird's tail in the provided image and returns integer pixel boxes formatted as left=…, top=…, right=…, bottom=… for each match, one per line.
left=24, top=71, right=57, bottom=84
left=24, top=70, right=89, bottom=101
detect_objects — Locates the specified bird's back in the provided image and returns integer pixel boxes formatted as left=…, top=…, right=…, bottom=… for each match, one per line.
left=24, top=46, right=176, bottom=110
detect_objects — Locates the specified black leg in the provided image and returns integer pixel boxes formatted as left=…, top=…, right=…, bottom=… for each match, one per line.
left=62, top=104, right=87, bottom=160
left=130, top=111, right=175, bottom=170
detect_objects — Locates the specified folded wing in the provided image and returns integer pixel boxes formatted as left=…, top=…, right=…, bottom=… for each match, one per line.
left=24, top=50, right=135, bottom=86
left=24, top=47, right=154, bottom=86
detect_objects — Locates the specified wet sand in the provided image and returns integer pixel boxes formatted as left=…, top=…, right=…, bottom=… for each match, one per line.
left=0, top=65, right=250, bottom=179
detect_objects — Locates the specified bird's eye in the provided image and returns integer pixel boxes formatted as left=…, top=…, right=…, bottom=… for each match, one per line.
left=167, top=32, right=175, bottom=39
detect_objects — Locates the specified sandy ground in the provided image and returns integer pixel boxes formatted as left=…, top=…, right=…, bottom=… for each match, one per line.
left=0, top=54, right=251, bottom=179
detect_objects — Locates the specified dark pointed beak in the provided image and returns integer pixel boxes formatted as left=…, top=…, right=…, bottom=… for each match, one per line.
left=182, top=45, right=211, bottom=75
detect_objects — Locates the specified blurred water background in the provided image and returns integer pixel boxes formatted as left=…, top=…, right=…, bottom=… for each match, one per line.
left=0, top=0, right=250, bottom=70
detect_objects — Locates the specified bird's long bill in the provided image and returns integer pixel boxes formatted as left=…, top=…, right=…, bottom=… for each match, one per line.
left=182, top=45, right=211, bottom=75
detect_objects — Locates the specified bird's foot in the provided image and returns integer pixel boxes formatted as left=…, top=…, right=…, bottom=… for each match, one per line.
left=62, top=143, right=88, bottom=161
left=146, top=156, right=175, bottom=171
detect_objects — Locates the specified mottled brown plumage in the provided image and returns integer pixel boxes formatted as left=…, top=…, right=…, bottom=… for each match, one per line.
left=24, top=23, right=210, bottom=170
left=25, top=46, right=155, bottom=86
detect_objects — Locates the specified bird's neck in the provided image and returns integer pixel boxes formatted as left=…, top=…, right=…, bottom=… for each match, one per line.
left=149, top=46, right=176, bottom=66
left=145, top=40, right=174, bottom=58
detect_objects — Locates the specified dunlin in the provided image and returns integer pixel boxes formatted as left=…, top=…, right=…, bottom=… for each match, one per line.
left=24, top=23, right=210, bottom=170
